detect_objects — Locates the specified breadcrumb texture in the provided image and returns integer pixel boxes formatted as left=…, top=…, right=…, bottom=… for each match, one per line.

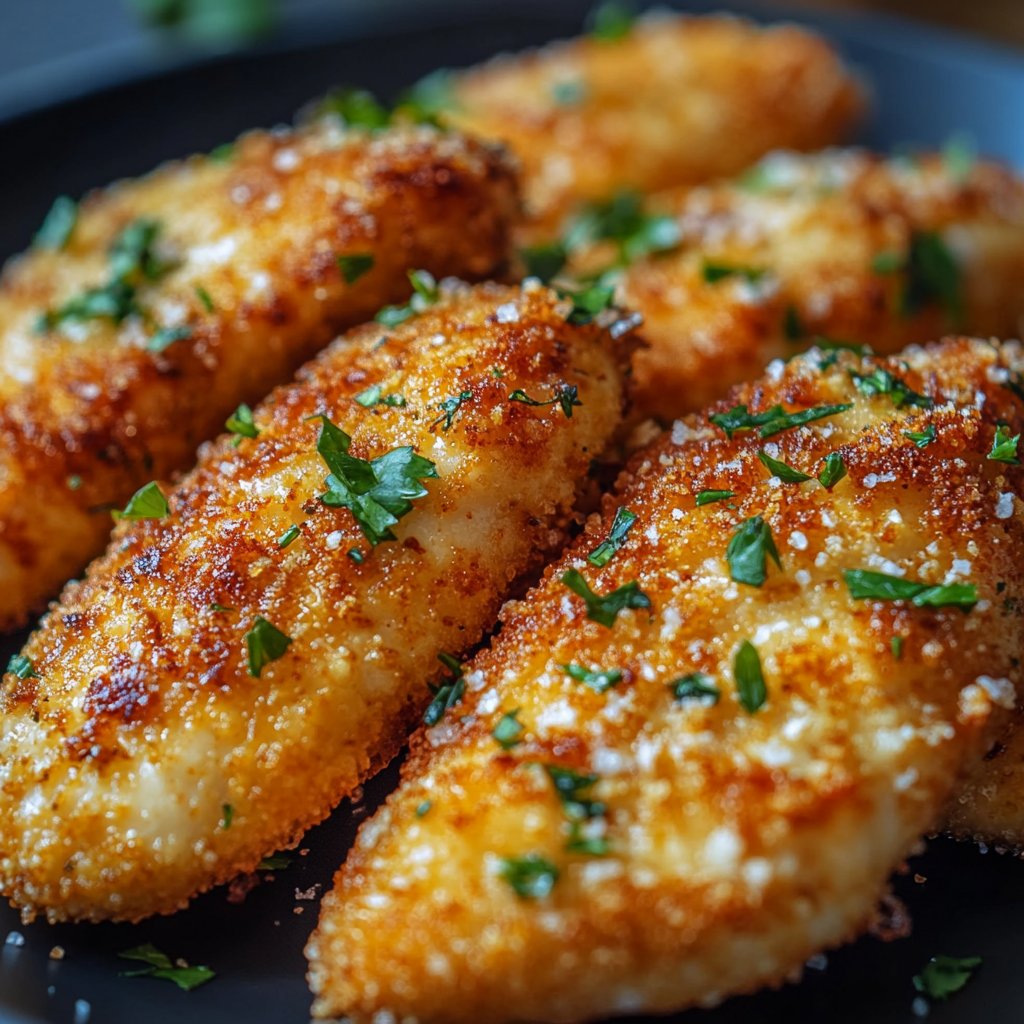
left=309, top=338, right=1024, bottom=1023
left=0, top=281, right=633, bottom=923
left=0, top=122, right=518, bottom=629
left=448, top=13, right=863, bottom=236
left=589, top=149, right=1024, bottom=422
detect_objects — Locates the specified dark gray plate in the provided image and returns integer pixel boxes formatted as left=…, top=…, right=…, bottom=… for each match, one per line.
left=1, top=2, right=1023, bottom=1022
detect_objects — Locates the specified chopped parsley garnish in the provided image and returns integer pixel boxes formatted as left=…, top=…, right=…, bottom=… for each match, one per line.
left=313, top=414, right=438, bottom=546
left=556, top=282, right=616, bottom=324
left=871, top=250, right=903, bottom=275
left=544, top=765, right=605, bottom=820
left=726, top=516, right=782, bottom=587
left=988, top=424, right=1021, bottom=464
left=551, top=79, right=587, bottom=105
left=561, top=662, right=623, bottom=694
left=850, top=367, right=933, bottom=409
left=757, top=451, right=811, bottom=484
left=843, top=569, right=978, bottom=609
left=244, top=617, right=293, bottom=678
left=257, top=853, right=292, bottom=870
left=817, top=451, right=847, bottom=489
left=913, top=954, right=982, bottom=1001
left=374, top=269, right=440, bottom=327
left=34, top=195, right=77, bottom=250
left=397, top=69, right=457, bottom=124
left=734, top=641, right=767, bottom=713
left=493, top=709, right=524, bottom=750
left=431, top=389, right=473, bottom=431
left=423, top=652, right=465, bottom=726
left=337, top=252, right=375, bottom=284
left=701, top=260, right=767, bottom=285
left=783, top=304, right=804, bottom=341
left=194, top=285, right=215, bottom=312
left=564, top=190, right=679, bottom=265
left=943, top=134, right=977, bottom=183
left=414, top=800, right=432, bottom=818
left=520, top=241, right=567, bottom=283
left=114, top=481, right=169, bottom=521
left=710, top=402, right=851, bottom=439
left=353, top=384, right=405, bottom=409
left=347, top=548, right=364, bottom=564
left=209, top=603, right=234, bottom=613
left=499, top=854, right=559, bottom=899
left=147, top=325, right=192, bottom=353
left=67, top=474, right=83, bottom=490
left=669, top=672, right=720, bottom=704
left=904, top=231, right=963, bottom=324
left=903, top=425, right=937, bottom=449
left=225, top=403, right=259, bottom=444
left=560, top=569, right=652, bottom=627
left=891, top=635, right=904, bottom=660
left=313, top=87, right=391, bottom=129
left=277, top=524, right=301, bottom=549
left=119, top=944, right=215, bottom=992
left=221, top=804, right=234, bottom=829
left=509, top=383, right=582, bottom=419
left=696, top=489, right=735, bottom=506
left=208, top=142, right=234, bottom=163
left=6, top=654, right=37, bottom=680
left=587, top=505, right=637, bottom=567
left=588, top=0, right=634, bottom=40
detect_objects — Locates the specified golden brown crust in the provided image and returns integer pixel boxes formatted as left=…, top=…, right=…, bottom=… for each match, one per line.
left=574, top=149, right=1024, bottom=422
left=0, top=123, right=519, bottom=629
left=0, top=280, right=635, bottom=923
left=309, top=337, right=1024, bottom=1023
left=447, top=13, right=863, bottom=236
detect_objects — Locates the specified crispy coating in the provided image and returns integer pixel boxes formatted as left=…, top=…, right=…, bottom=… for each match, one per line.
left=446, top=13, right=863, bottom=237
left=0, top=122, right=518, bottom=629
left=0, top=281, right=634, bottom=923
left=309, top=338, right=1024, bottom=1023
left=575, top=149, right=1024, bottom=423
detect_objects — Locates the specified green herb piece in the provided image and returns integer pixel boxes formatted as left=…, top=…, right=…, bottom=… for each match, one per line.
left=850, top=367, right=933, bottom=409
left=337, top=252, right=375, bottom=284
left=544, top=765, right=605, bottom=820
left=561, top=662, right=623, bottom=694
left=423, top=652, right=465, bottom=726
left=6, top=654, right=37, bottom=680
left=587, top=506, right=637, bottom=567
left=353, top=384, right=405, bottom=409
left=347, top=548, right=364, bottom=564
left=221, top=804, right=233, bottom=829
left=871, top=250, right=903, bottom=274
left=277, top=524, right=301, bottom=549
left=566, top=833, right=610, bottom=856
left=564, top=191, right=680, bottom=264
left=695, top=489, right=735, bottom=506
left=194, top=284, right=215, bottom=312
left=783, top=304, right=804, bottom=341
left=903, top=425, right=937, bottom=449
left=588, top=0, right=634, bottom=40
left=669, top=672, right=720, bottom=704
left=432, top=390, right=474, bottom=431
left=551, top=79, right=587, bottom=105
left=499, top=854, right=559, bottom=899
left=556, top=282, right=616, bottom=324
left=757, top=451, right=811, bottom=484
left=560, top=569, right=652, bottom=627
left=114, top=481, right=169, bottom=521
left=397, top=69, right=457, bottom=124
left=726, top=516, right=782, bottom=587
left=520, top=241, right=567, bottom=282
left=942, top=134, right=977, bottom=183
left=374, top=269, right=440, bottom=327
left=493, top=709, right=525, bottom=750
left=508, top=383, right=582, bottom=419
left=314, top=87, right=391, bottom=129
left=701, top=261, right=767, bottom=285
left=843, top=569, right=978, bottom=609
left=988, top=424, right=1021, bottom=464
left=817, top=451, right=847, bottom=489
left=891, top=635, right=904, bottom=660
left=313, top=414, right=438, bottom=546
left=257, top=853, right=291, bottom=870
left=67, top=474, right=83, bottom=490
left=34, top=195, right=77, bottom=250
left=734, top=640, right=767, bottom=713
left=913, top=954, right=982, bottom=1001
left=903, top=230, right=963, bottom=324
left=710, top=402, right=851, bottom=439
left=119, top=944, right=215, bottom=992
left=414, top=800, right=432, bottom=818
left=147, top=324, right=192, bottom=353
left=225, top=403, right=259, bottom=443
left=208, top=142, right=234, bottom=162
left=208, top=603, right=234, bottom=613
left=244, top=617, right=293, bottom=678
left=36, top=279, right=138, bottom=332
left=108, top=218, right=173, bottom=283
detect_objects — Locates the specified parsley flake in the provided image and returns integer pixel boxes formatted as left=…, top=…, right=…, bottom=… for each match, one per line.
left=313, top=87, right=391, bottom=129
left=493, top=708, right=525, bottom=750
left=147, top=325, right=192, bottom=353
left=194, top=284, right=215, bottom=312
left=695, top=489, right=735, bottom=506
left=509, top=383, right=582, bottom=418
left=561, top=662, right=623, bottom=694
left=843, top=569, right=978, bottom=609
left=313, top=414, right=437, bottom=546
left=544, top=765, right=605, bottom=820
left=560, top=569, right=651, bottom=627
left=337, top=252, right=374, bottom=284
left=277, top=524, right=301, bottom=549
left=850, top=367, right=933, bottom=409
left=783, top=304, right=804, bottom=341
left=221, top=804, right=234, bottom=829
left=734, top=641, right=767, bottom=713
left=119, top=944, right=214, bottom=992
left=225, top=403, right=259, bottom=444
left=757, top=451, right=811, bottom=484
left=701, top=261, right=767, bottom=285
left=414, top=800, right=432, bottom=818
left=943, top=134, right=977, bottom=183
left=556, top=282, right=616, bottom=324
left=431, top=390, right=473, bottom=431
left=244, top=617, right=293, bottom=678
left=551, top=79, right=587, bottom=106
left=669, top=672, right=720, bottom=704
left=588, top=1, right=634, bottom=40
left=353, top=384, right=406, bottom=409
left=34, top=196, right=78, bottom=250
left=710, top=402, right=851, bottom=440
left=988, top=424, right=1021, bottom=464
left=817, top=451, right=847, bottom=489
left=499, top=854, right=559, bottom=899
left=891, top=635, right=904, bottom=660
left=257, top=853, right=292, bottom=870
left=520, top=242, right=567, bottom=283
left=114, top=481, right=169, bottom=521
left=913, top=954, right=982, bottom=1001
left=375, top=269, right=440, bottom=327
left=904, top=231, right=963, bottom=324
left=423, top=652, right=465, bottom=726
left=397, top=69, right=457, bottom=124
left=903, top=425, right=937, bottom=449
left=6, top=654, right=37, bottom=680
left=564, top=190, right=679, bottom=264
left=726, top=516, right=782, bottom=587
left=587, top=506, right=637, bottom=567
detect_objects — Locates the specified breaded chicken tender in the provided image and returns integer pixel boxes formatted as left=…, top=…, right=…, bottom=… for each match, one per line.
left=0, top=280, right=635, bottom=924
left=309, top=337, right=1024, bottom=1023
left=569, top=149, right=1024, bottom=423
left=442, top=13, right=862, bottom=236
left=0, top=122, right=518, bottom=629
